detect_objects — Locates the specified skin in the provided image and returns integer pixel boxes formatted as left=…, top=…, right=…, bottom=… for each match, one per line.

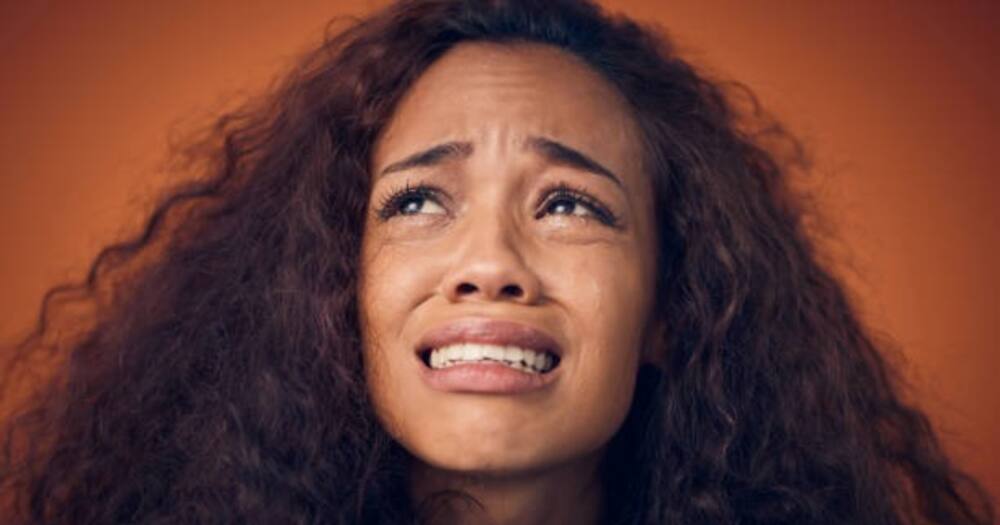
left=359, top=42, right=660, bottom=525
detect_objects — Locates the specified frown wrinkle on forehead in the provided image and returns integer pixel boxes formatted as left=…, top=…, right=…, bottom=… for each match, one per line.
left=372, top=42, right=644, bottom=192
left=378, top=136, right=624, bottom=190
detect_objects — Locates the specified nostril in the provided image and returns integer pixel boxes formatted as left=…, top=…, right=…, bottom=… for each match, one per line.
left=501, top=284, right=523, bottom=297
left=453, top=282, right=524, bottom=299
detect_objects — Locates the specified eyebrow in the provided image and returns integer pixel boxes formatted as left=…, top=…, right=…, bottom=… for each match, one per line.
left=525, top=136, right=622, bottom=188
left=378, top=135, right=623, bottom=188
left=379, top=141, right=473, bottom=177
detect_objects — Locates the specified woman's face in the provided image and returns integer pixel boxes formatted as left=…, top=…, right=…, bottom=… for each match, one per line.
left=359, top=42, right=659, bottom=476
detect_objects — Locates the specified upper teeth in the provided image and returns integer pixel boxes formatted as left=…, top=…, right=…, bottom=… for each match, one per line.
left=429, top=343, right=556, bottom=374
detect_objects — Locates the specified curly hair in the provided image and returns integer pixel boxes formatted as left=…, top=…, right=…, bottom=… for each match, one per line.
left=1, top=0, right=993, bottom=523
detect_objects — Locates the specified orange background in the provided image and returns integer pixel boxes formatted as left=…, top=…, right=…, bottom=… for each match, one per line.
left=1, top=0, right=997, bottom=503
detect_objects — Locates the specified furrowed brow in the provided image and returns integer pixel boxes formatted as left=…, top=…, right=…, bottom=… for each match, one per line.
left=378, top=141, right=473, bottom=178
left=526, top=136, right=623, bottom=188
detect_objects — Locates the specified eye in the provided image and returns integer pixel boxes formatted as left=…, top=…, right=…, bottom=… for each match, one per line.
left=543, top=196, right=592, bottom=218
left=376, top=182, right=447, bottom=221
left=536, top=182, right=621, bottom=227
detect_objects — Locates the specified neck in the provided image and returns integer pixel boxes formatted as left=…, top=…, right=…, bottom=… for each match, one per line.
left=409, top=452, right=605, bottom=525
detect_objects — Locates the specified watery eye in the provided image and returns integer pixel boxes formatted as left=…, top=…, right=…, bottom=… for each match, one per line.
left=545, top=197, right=592, bottom=218
left=534, top=184, right=621, bottom=228
left=398, top=195, right=446, bottom=216
left=377, top=186, right=448, bottom=221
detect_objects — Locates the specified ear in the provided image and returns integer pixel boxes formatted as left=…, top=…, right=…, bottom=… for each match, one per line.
left=639, top=314, right=669, bottom=366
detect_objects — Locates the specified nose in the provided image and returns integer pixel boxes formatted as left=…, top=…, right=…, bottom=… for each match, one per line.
left=441, top=216, right=542, bottom=305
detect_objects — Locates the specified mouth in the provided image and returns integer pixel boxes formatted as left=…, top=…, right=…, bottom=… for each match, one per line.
left=418, top=344, right=561, bottom=374
left=414, top=317, right=565, bottom=382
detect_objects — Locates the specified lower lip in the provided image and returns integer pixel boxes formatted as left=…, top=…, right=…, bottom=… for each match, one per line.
left=418, top=360, right=559, bottom=394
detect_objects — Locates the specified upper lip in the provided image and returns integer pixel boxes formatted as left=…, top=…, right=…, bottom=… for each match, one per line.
left=416, top=317, right=562, bottom=356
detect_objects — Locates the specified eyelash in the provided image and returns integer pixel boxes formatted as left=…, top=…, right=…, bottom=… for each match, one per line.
left=375, top=180, right=621, bottom=228
left=537, top=182, right=621, bottom=226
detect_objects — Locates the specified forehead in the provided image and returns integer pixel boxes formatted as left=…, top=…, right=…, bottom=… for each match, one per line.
left=373, top=42, right=643, bottom=186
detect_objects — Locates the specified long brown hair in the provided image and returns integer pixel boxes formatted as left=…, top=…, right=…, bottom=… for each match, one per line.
left=1, top=0, right=992, bottom=523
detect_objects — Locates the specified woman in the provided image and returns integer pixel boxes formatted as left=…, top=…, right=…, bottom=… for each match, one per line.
left=0, top=0, right=992, bottom=523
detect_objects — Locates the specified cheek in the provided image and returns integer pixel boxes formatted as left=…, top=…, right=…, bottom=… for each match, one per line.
left=548, top=243, right=651, bottom=336
left=538, top=246, right=651, bottom=433
left=358, top=244, right=404, bottom=397
left=357, top=241, right=441, bottom=430
left=358, top=240, right=434, bottom=339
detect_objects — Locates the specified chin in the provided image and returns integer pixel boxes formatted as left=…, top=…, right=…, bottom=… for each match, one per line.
left=416, top=421, right=553, bottom=474
left=414, top=440, right=556, bottom=476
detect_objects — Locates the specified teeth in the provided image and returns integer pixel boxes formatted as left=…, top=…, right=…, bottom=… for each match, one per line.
left=427, top=343, right=557, bottom=374
left=484, top=346, right=503, bottom=360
